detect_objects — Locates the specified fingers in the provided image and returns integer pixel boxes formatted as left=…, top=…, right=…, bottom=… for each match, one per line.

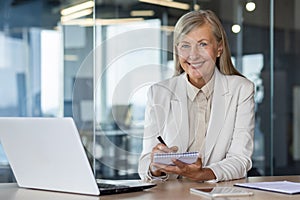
left=149, top=163, right=163, bottom=176
left=171, top=156, right=202, bottom=169
left=150, top=144, right=174, bottom=165
left=195, top=157, right=202, bottom=167
left=153, top=144, right=178, bottom=153
left=152, top=144, right=168, bottom=154
left=150, top=151, right=204, bottom=180
left=152, top=163, right=180, bottom=174
left=172, top=159, right=186, bottom=169
left=149, top=143, right=179, bottom=176
left=169, top=146, right=178, bottom=153
left=152, top=160, right=189, bottom=174
left=157, top=144, right=170, bottom=152
left=159, top=158, right=203, bottom=175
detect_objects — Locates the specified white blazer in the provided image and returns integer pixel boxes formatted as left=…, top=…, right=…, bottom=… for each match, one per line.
left=138, top=68, right=255, bottom=182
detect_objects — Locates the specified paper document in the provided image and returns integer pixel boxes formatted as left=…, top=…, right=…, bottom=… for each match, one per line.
left=234, top=181, right=300, bottom=195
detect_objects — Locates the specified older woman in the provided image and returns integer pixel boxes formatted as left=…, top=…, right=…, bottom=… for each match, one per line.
left=139, top=10, right=255, bottom=182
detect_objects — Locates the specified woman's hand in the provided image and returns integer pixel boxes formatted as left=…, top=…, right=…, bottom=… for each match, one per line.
left=149, top=143, right=178, bottom=176
left=152, top=157, right=216, bottom=181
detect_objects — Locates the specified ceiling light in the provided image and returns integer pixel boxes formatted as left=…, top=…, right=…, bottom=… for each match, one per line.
left=61, top=18, right=94, bottom=26
left=130, top=10, right=155, bottom=17
left=139, top=0, right=190, bottom=10
left=61, top=18, right=145, bottom=26
left=231, top=24, right=241, bottom=33
left=95, top=18, right=144, bottom=25
left=245, top=1, right=256, bottom=12
left=194, top=4, right=200, bottom=11
left=61, top=1, right=94, bottom=16
left=61, top=8, right=93, bottom=22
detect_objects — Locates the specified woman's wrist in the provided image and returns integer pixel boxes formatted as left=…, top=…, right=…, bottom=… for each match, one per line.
left=149, top=164, right=166, bottom=177
left=197, top=168, right=216, bottom=181
left=146, top=164, right=169, bottom=181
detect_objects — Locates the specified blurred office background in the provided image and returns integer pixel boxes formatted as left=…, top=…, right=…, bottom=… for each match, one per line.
left=0, top=0, right=300, bottom=182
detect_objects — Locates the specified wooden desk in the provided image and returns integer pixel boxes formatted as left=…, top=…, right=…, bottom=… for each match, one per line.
left=1, top=176, right=300, bottom=200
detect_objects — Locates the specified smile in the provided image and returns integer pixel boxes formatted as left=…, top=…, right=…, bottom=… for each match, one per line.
left=189, top=61, right=205, bottom=68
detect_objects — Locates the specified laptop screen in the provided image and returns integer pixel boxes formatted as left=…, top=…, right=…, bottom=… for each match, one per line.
left=0, top=117, right=100, bottom=195
left=0, top=117, right=156, bottom=196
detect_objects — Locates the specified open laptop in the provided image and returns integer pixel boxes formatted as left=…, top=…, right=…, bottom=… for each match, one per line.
left=0, top=117, right=155, bottom=196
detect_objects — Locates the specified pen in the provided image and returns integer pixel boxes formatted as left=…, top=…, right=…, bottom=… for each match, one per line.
left=157, top=136, right=168, bottom=147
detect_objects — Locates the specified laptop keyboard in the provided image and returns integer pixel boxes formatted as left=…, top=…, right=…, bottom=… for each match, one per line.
left=97, top=183, right=132, bottom=195
left=97, top=183, right=127, bottom=189
left=97, top=181, right=156, bottom=195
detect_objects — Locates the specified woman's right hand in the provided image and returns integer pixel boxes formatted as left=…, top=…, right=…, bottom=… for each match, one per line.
left=149, top=143, right=178, bottom=176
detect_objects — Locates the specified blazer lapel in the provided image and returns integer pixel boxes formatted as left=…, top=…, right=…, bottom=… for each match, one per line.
left=169, top=75, right=189, bottom=153
left=203, top=69, right=232, bottom=165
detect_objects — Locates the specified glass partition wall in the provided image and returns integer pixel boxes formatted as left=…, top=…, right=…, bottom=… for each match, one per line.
left=0, top=0, right=300, bottom=182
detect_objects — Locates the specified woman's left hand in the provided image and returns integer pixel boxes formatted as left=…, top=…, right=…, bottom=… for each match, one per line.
left=152, top=157, right=216, bottom=181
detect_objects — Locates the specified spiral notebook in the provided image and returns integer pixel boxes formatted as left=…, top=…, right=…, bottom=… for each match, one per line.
left=153, top=152, right=199, bottom=165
